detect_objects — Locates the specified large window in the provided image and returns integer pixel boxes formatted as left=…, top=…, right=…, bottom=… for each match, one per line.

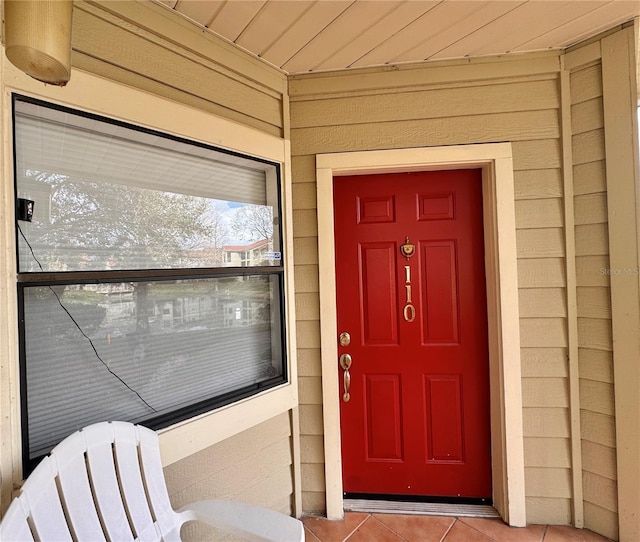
left=13, top=95, right=286, bottom=470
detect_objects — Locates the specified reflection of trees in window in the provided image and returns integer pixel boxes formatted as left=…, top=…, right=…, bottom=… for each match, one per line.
left=231, top=204, right=273, bottom=242
left=22, top=171, right=216, bottom=271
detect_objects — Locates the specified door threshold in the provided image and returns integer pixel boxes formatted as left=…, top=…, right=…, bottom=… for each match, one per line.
left=343, top=498, right=500, bottom=519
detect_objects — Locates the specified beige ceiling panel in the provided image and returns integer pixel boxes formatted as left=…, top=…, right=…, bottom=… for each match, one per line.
left=174, top=0, right=223, bottom=27
left=236, top=1, right=313, bottom=57
left=316, top=0, right=438, bottom=71
left=433, top=1, right=594, bottom=59
left=261, top=1, right=352, bottom=68
left=351, top=0, right=521, bottom=67
left=392, top=1, right=525, bottom=64
left=283, top=1, right=407, bottom=73
left=208, top=0, right=268, bottom=41
left=513, top=1, right=640, bottom=52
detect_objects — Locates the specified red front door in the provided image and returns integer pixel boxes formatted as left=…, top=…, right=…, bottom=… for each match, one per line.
left=334, top=169, right=491, bottom=499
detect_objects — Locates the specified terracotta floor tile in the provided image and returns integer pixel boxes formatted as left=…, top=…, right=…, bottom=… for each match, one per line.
left=543, top=525, right=613, bottom=542
left=460, top=517, right=546, bottom=542
left=373, top=513, right=455, bottom=541
left=346, top=516, right=407, bottom=542
left=442, top=520, right=494, bottom=542
left=302, top=512, right=368, bottom=541
left=304, top=526, right=322, bottom=542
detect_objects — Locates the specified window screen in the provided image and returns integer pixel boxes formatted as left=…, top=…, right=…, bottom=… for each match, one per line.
left=13, top=95, right=286, bottom=470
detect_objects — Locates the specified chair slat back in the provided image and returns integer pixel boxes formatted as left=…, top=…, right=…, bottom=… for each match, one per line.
left=20, top=457, right=73, bottom=542
left=83, top=423, right=135, bottom=541
left=137, top=423, right=180, bottom=538
left=50, top=430, right=106, bottom=541
left=111, top=421, right=158, bottom=541
left=0, top=496, right=35, bottom=542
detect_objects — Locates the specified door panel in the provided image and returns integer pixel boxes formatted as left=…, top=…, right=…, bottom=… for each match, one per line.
left=334, top=169, right=491, bottom=500
left=422, top=241, right=459, bottom=344
left=360, top=243, right=399, bottom=345
left=364, top=374, right=403, bottom=461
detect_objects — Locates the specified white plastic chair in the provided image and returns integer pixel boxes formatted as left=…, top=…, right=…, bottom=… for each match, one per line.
left=0, top=421, right=304, bottom=541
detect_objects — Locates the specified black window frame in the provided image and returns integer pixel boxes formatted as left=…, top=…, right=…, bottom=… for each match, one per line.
left=12, top=94, right=288, bottom=475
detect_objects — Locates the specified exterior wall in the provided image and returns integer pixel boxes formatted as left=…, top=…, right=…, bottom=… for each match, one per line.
left=0, top=0, right=300, bottom=523
left=570, top=61, right=618, bottom=539
left=288, top=53, right=574, bottom=521
left=165, top=412, right=295, bottom=541
left=71, top=1, right=287, bottom=138
left=289, top=25, right=639, bottom=539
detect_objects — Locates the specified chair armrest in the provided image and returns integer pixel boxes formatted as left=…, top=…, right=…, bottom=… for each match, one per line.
left=176, top=500, right=304, bottom=542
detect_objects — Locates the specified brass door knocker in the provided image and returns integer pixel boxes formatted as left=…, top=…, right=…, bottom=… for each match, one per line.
left=400, top=236, right=415, bottom=260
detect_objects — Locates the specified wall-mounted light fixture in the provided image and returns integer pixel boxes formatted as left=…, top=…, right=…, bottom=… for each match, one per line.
left=4, top=0, right=73, bottom=86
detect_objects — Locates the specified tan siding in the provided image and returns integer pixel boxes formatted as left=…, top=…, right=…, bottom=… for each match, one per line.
left=526, top=498, right=572, bottom=525
left=71, top=2, right=286, bottom=137
left=583, top=502, right=619, bottom=541
left=522, top=378, right=569, bottom=408
left=523, top=408, right=570, bottom=438
left=516, top=229, right=565, bottom=259
left=521, top=348, right=568, bottom=378
left=573, top=130, right=606, bottom=165
left=525, top=468, right=572, bottom=498
left=292, top=183, right=318, bottom=210
left=576, top=256, right=610, bottom=287
left=573, top=161, right=608, bottom=195
left=581, top=411, right=616, bottom=448
left=518, top=258, right=566, bottom=288
left=575, top=224, right=609, bottom=256
left=294, top=265, right=320, bottom=293
left=569, top=64, right=603, bottom=104
left=290, top=79, right=560, bottom=127
left=578, top=349, right=613, bottom=384
left=519, top=288, right=567, bottom=317
left=515, top=199, right=564, bottom=229
left=291, top=110, right=560, bottom=156
left=290, top=58, right=570, bottom=519
left=583, top=472, right=617, bottom=513
left=512, top=139, right=562, bottom=170
left=293, top=209, right=319, bottom=238
left=514, top=169, right=563, bottom=200
left=524, top=437, right=571, bottom=468
left=574, top=194, right=608, bottom=226
left=520, top=318, right=567, bottom=348
left=164, top=413, right=294, bottom=540
left=297, top=348, right=322, bottom=377
left=577, top=318, right=613, bottom=351
left=579, top=380, right=615, bottom=417
left=571, top=98, right=605, bottom=134
left=576, top=287, right=611, bottom=319
left=582, top=440, right=617, bottom=481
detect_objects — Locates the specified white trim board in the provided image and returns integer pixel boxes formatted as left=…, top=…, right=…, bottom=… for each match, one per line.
left=315, top=144, right=526, bottom=527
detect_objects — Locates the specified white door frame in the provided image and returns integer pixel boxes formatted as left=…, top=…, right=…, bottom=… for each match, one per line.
left=316, top=143, right=526, bottom=526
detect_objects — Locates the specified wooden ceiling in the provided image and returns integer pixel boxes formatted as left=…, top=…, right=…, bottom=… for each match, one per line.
left=155, top=0, right=640, bottom=74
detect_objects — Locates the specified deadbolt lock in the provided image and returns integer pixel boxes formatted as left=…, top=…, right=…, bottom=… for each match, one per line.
left=339, top=332, right=351, bottom=347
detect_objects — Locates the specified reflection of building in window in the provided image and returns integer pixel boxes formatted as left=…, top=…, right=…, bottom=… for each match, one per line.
left=222, top=239, right=272, bottom=267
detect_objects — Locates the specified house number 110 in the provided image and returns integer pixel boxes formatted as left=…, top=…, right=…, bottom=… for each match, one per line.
left=403, top=265, right=415, bottom=322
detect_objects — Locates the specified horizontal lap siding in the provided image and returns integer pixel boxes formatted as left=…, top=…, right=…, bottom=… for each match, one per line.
left=71, top=2, right=286, bottom=137
left=164, top=413, right=295, bottom=541
left=570, top=63, right=618, bottom=540
left=289, top=67, right=571, bottom=518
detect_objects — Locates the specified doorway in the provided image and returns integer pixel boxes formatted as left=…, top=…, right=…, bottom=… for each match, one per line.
left=315, top=144, right=526, bottom=526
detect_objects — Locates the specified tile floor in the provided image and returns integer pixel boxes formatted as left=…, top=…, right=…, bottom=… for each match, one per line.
left=302, top=512, right=614, bottom=542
